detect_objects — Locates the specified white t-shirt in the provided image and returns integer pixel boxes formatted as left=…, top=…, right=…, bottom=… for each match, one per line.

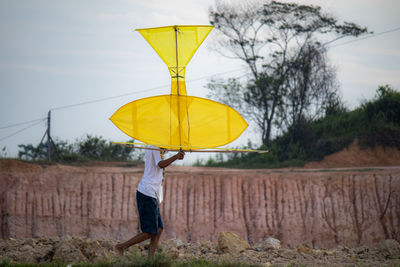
left=137, top=147, right=164, bottom=203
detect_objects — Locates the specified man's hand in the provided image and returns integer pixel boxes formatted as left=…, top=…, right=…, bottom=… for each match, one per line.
left=158, top=150, right=185, bottom=168
left=177, top=151, right=185, bottom=160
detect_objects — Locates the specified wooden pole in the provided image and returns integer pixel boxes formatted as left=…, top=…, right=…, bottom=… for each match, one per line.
left=47, top=110, right=51, bottom=161
left=174, top=26, right=182, bottom=149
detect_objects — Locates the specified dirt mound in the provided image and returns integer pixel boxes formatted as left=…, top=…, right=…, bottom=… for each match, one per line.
left=305, top=140, right=400, bottom=168
left=0, top=237, right=398, bottom=266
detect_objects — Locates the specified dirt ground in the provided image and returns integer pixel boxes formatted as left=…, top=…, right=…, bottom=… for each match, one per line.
left=0, top=237, right=399, bottom=266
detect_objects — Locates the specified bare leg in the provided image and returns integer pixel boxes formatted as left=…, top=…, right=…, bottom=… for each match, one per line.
left=115, top=232, right=153, bottom=257
left=148, top=228, right=163, bottom=259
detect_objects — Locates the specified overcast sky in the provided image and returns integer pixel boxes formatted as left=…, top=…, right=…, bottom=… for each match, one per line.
left=0, top=0, right=399, bottom=163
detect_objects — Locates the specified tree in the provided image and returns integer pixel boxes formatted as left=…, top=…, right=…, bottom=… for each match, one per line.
left=278, top=43, right=340, bottom=132
left=208, top=0, right=370, bottom=145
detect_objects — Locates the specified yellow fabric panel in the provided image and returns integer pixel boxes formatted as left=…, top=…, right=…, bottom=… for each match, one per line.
left=110, top=95, right=248, bottom=150
left=170, top=81, right=187, bottom=95
left=136, top=25, right=213, bottom=70
left=136, top=25, right=213, bottom=95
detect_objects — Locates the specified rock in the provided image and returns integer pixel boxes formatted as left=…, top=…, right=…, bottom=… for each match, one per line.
left=162, top=238, right=184, bottom=250
left=217, top=231, right=250, bottom=254
left=166, top=247, right=180, bottom=259
left=296, top=244, right=311, bottom=254
left=34, top=244, right=55, bottom=263
left=379, top=239, right=400, bottom=259
left=200, top=240, right=217, bottom=254
left=337, top=245, right=350, bottom=252
left=278, top=248, right=298, bottom=260
left=159, top=238, right=184, bottom=258
left=258, top=237, right=281, bottom=250
left=185, top=242, right=202, bottom=256
left=126, top=244, right=143, bottom=256
left=352, top=246, right=369, bottom=255
left=0, top=238, right=53, bottom=263
left=16, top=244, right=36, bottom=263
left=52, top=240, right=88, bottom=263
left=200, top=240, right=215, bottom=250
left=99, top=239, right=116, bottom=251
left=79, top=239, right=111, bottom=262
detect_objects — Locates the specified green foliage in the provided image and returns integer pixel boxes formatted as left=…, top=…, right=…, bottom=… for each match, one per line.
left=77, top=135, right=135, bottom=161
left=18, top=135, right=139, bottom=162
left=358, top=85, right=400, bottom=148
left=121, top=251, right=172, bottom=267
left=203, top=85, right=400, bottom=168
left=0, top=260, right=65, bottom=267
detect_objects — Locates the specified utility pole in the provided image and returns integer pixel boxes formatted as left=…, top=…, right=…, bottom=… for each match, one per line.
left=33, top=109, right=55, bottom=161
left=47, top=110, right=51, bottom=161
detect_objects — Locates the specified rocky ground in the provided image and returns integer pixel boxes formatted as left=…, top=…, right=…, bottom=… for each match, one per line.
left=1, top=232, right=400, bottom=266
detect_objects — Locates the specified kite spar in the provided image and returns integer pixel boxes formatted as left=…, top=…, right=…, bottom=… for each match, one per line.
left=110, top=25, right=266, bottom=153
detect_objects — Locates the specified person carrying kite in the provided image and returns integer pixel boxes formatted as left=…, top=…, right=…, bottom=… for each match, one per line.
left=115, top=147, right=185, bottom=258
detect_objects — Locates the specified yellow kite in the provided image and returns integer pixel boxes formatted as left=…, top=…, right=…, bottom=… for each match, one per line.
left=110, top=25, right=249, bottom=151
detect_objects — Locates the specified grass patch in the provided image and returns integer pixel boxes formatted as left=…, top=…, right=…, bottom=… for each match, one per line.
left=0, top=261, right=65, bottom=267
left=174, top=259, right=262, bottom=267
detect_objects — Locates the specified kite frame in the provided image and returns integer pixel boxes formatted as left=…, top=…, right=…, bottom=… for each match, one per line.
left=113, top=142, right=268, bottom=154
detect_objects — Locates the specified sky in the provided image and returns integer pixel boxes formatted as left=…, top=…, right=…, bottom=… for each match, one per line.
left=0, top=0, right=399, bottom=164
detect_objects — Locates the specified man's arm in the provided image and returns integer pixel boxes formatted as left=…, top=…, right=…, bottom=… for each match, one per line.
left=158, top=151, right=185, bottom=168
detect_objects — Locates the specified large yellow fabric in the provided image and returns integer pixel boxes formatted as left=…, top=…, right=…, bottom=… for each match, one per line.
left=137, top=25, right=213, bottom=95
left=110, top=25, right=248, bottom=149
left=110, top=95, right=248, bottom=150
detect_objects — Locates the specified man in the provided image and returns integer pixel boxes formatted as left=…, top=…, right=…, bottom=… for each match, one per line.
left=115, top=147, right=185, bottom=258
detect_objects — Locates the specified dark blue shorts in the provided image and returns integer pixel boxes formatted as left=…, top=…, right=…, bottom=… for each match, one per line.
left=136, top=190, right=164, bottom=235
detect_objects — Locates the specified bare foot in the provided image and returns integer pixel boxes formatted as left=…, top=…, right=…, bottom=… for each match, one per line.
left=115, top=244, right=124, bottom=257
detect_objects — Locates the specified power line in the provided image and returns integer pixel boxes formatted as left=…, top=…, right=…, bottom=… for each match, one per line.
left=0, top=119, right=45, bottom=142
left=51, top=67, right=247, bottom=111
left=0, top=117, right=46, bottom=130
left=328, top=26, right=400, bottom=48
left=51, top=86, right=167, bottom=111
left=185, top=67, right=247, bottom=83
